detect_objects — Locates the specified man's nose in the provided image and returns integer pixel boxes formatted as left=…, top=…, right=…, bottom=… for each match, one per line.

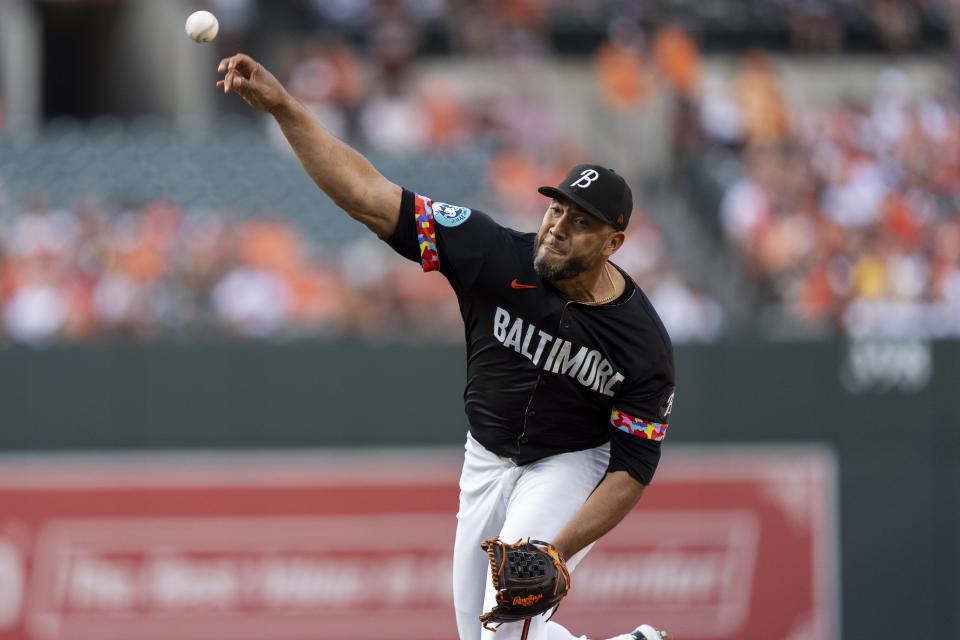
left=551, top=216, right=569, bottom=239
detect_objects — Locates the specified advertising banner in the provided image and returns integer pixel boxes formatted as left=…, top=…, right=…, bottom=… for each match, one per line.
left=0, top=447, right=837, bottom=640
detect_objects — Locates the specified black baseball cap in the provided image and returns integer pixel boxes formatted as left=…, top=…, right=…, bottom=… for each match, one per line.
left=538, top=164, right=633, bottom=231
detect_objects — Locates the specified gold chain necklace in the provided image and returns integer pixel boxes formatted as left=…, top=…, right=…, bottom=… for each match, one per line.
left=577, top=263, right=618, bottom=305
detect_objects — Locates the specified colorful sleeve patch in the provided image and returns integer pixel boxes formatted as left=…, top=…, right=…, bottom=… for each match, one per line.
left=611, top=409, right=668, bottom=441
left=414, top=194, right=439, bottom=273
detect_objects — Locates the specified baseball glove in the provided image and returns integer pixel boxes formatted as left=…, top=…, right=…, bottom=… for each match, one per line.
left=479, top=537, right=570, bottom=631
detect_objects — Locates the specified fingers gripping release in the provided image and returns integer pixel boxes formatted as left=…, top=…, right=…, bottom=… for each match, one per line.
left=216, top=54, right=288, bottom=113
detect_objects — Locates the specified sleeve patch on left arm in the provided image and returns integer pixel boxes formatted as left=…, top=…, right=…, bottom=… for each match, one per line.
left=414, top=194, right=439, bottom=272
left=611, top=409, right=668, bottom=441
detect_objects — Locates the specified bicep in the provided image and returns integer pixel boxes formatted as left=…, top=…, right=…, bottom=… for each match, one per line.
left=606, top=381, right=674, bottom=485
left=378, top=190, right=508, bottom=290
left=606, top=427, right=661, bottom=486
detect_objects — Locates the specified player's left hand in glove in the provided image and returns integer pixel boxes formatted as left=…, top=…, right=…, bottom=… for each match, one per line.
left=479, top=537, right=570, bottom=631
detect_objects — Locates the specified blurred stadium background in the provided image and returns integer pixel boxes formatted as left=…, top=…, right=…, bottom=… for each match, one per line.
left=0, top=0, right=957, bottom=638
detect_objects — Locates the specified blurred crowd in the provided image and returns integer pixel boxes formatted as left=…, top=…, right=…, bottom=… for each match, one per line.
left=0, top=192, right=445, bottom=344
left=699, top=60, right=960, bottom=338
left=0, top=189, right=721, bottom=345
left=210, top=0, right=642, bottom=65
left=209, top=0, right=960, bottom=54
left=6, top=0, right=960, bottom=344
left=0, top=2, right=730, bottom=346
left=204, top=0, right=960, bottom=65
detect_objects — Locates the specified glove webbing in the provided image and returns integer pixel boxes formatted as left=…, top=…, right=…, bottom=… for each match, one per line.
left=480, top=538, right=569, bottom=632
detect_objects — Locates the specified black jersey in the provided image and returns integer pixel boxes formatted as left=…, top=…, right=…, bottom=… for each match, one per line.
left=385, top=189, right=675, bottom=485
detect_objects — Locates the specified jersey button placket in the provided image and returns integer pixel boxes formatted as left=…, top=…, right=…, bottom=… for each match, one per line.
left=559, top=302, right=572, bottom=334
left=520, top=410, right=535, bottom=445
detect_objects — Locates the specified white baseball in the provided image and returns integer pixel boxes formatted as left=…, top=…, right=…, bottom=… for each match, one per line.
left=185, top=10, right=219, bottom=43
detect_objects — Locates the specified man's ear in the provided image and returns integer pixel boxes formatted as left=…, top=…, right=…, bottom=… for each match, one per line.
left=604, top=231, right=626, bottom=258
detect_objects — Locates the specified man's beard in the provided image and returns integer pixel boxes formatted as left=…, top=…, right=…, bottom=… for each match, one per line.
left=533, top=235, right=597, bottom=281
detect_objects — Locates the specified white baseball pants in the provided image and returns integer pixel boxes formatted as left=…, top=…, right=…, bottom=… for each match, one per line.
left=453, top=432, right=611, bottom=640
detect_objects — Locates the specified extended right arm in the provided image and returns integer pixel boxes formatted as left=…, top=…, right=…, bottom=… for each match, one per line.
left=217, top=54, right=401, bottom=238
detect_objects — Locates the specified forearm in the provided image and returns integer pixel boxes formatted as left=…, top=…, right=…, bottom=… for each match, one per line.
left=551, top=470, right=646, bottom=561
left=271, top=99, right=367, bottom=209
left=218, top=53, right=401, bottom=235
left=269, top=96, right=400, bottom=236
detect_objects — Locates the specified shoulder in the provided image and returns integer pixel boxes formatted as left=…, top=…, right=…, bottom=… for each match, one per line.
left=616, top=271, right=674, bottom=360
left=509, top=229, right=536, bottom=247
left=436, top=202, right=532, bottom=250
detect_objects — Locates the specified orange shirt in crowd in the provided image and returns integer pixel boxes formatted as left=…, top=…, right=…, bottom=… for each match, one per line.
left=487, top=149, right=545, bottom=212
left=239, top=220, right=304, bottom=274
left=594, top=41, right=651, bottom=112
left=652, top=25, right=701, bottom=99
left=735, top=53, right=790, bottom=145
left=498, top=0, right=546, bottom=29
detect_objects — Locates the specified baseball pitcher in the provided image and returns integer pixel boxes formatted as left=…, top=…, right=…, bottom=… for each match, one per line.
left=218, top=54, right=673, bottom=640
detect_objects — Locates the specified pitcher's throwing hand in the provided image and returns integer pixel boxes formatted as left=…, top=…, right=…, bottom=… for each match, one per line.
left=217, top=54, right=289, bottom=114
